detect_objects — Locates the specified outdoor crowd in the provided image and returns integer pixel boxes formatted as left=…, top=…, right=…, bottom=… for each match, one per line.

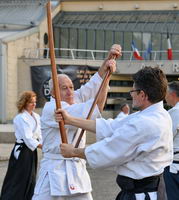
left=0, top=44, right=179, bottom=200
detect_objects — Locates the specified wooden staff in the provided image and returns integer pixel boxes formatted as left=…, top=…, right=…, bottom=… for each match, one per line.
left=75, top=56, right=116, bottom=147
left=74, top=69, right=111, bottom=147
left=46, top=1, right=68, bottom=143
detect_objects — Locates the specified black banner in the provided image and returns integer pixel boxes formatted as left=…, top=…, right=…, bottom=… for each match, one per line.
left=30, top=65, right=98, bottom=107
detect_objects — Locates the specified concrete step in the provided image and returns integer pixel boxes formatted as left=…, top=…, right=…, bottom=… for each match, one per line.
left=0, top=143, right=14, bottom=161
left=0, top=124, right=15, bottom=143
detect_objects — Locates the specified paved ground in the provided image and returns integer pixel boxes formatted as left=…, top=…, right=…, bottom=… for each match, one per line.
left=0, top=144, right=119, bottom=200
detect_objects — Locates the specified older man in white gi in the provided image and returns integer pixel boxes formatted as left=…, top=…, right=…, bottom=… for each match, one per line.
left=58, top=66, right=173, bottom=200
left=32, top=44, right=121, bottom=200
left=164, top=81, right=179, bottom=200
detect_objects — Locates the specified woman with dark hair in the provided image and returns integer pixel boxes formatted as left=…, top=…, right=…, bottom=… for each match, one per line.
left=0, top=91, right=42, bottom=200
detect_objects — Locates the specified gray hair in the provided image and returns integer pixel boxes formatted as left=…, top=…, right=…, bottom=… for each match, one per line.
left=49, top=74, right=71, bottom=93
left=168, top=81, right=179, bottom=97
left=120, top=103, right=129, bottom=111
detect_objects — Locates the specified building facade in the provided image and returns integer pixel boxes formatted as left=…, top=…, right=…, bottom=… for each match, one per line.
left=1, top=0, right=179, bottom=123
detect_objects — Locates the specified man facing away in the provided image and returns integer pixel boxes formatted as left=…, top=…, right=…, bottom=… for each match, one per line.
left=164, top=81, right=179, bottom=200
left=32, top=44, right=121, bottom=200
left=116, top=103, right=130, bottom=119
left=57, top=66, right=173, bottom=200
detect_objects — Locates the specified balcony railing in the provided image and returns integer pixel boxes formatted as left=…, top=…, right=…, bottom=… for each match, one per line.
left=23, top=48, right=179, bottom=61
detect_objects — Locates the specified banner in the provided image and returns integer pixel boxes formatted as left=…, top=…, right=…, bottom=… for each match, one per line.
left=30, top=65, right=98, bottom=107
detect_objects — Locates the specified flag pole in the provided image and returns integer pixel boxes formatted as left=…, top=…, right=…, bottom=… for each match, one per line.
left=75, top=55, right=116, bottom=148
left=46, top=1, right=68, bottom=143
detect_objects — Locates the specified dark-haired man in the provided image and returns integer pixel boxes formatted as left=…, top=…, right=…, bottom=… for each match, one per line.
left=164, top=81, right=179, bottom=200
left=57, top=66, right=173, bottom=200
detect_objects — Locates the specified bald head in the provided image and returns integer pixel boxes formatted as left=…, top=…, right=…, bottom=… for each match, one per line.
left=49, top=74, right=75, bottom=105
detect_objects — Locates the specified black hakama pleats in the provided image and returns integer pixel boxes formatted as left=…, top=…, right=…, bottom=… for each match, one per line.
left=0, top=142, right=37, bottom=200
left=115, top=174, right=160, bottom=200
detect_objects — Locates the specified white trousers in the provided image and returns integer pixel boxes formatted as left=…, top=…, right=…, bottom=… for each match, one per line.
left=32, top=173, right=93, bottom=200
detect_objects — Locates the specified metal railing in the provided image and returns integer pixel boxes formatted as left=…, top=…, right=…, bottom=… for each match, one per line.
left=23, top=48, right=179, bottom=61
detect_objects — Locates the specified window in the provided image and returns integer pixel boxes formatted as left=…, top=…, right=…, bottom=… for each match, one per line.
left=59, top=28, right=69, bottom=58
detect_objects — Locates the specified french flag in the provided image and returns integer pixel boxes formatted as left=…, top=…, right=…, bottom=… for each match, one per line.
left=167, top=32, right=173, bottom=60
left=131, top=41, right=143, bottom=60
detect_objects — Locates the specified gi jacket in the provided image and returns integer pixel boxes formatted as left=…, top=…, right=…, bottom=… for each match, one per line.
left=14, top=110, right=42, bottom=151
left=86, top=101, right=173, bottom=179
left=168, top=102, right=179, bottom=173
left=34, top=72, right=102, bottom=196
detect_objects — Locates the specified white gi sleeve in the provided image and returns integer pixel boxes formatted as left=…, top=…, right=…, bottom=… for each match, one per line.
left=35, top=114, right=42, bottom=144
left=95, top=116, right=131, bottom=141
left=74, top=72, right=103, bottom=103
left=66, top=99, right=101, bottom=120
left=85, top=117, right=152, bottom=169
left=41, top=101, right=69, bottom=129
left=168, top=108, right=179, bottom=137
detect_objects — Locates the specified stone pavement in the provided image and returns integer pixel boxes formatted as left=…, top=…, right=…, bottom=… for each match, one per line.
left=0, top=143, right=14, bottom=161
left=0, top=124, right=15, bottom=144
left=0, top=143, right=119, bottom=200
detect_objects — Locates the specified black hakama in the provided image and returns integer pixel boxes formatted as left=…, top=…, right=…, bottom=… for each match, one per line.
left=164, top=165, right=179, bottom=200
left=0, top=142, right=37, bottom=200
left=115, top=174, right=160, bottom=200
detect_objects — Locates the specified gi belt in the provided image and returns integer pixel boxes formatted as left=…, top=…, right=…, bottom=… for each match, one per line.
left=173, top=151, right=179, bottom=164
left=43, top=152, right=80, bottom=161
left=115, top=174, right=160, bottom=200
left=15, top=140, right=25, bottom=151
left=173, top=160, right=179, bottom=164
left=13, top=140, right=26, bottom=159
left=174, top=151, right=179, bottom=155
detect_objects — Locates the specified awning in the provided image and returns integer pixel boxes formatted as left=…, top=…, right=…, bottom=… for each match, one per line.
left=53, top=10, right=179, bottom=34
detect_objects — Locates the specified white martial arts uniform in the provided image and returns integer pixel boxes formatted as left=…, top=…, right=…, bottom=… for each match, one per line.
left=0, top=110, right=42, bottom=200
left=163, top=102, right=179, bottom=200
left=168, top=102, right=179, bottom=172
left=33, top=73, right=102, bottom=200
left=14, top=110, right=42, bottom=152
left=116, top=111, right=128, bottom=120
left=85, top=101, right=173, bottom=200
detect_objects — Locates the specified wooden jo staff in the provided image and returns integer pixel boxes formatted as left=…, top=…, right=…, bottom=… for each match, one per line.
left=46, top=1, right=68, bottom=143
left=75, top=56, right=116, bottom=148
